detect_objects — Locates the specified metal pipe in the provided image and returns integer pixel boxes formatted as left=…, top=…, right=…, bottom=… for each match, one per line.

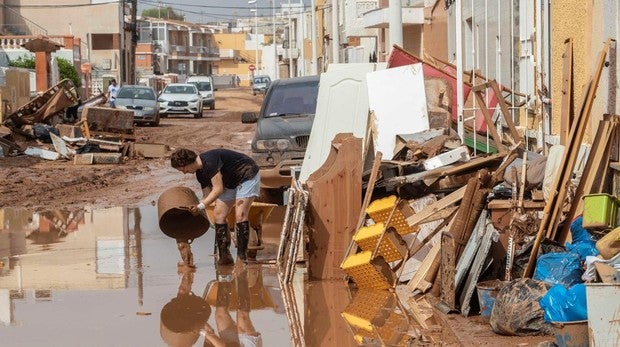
left=299, top=0, right=305, bottom=76
left=310, top=0, right=317, bottom=75
left=331, top=0, right=339, bottom=64
left=456, top=0, right=464, bottom=142
left=289, top=0, right=294, bottom=75
left=273, top=0, right=279, bottom=79
left=388, top=0, right=403, bottom=49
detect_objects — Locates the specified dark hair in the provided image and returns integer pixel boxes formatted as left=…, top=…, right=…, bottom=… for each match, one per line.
left=171, top=148, right=197, bottom=168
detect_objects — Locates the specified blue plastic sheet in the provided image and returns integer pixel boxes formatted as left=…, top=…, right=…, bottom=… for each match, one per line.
left=565, top=216, right=599, bottom=260
left=534, top=252, right=583, bottom=287
left=539, top=283, right=587, bottom=322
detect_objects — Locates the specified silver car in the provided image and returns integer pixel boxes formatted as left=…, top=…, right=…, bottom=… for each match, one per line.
left=115, top=85, right=160, bottom=126
left=158, top=83, right=204, bottom=118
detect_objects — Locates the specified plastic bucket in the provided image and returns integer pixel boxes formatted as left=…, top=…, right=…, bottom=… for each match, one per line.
left=550, top=320, right=589, bottom=347
left=475, top=279, right=507, bottom=321
left=157, top=186, right=210, bottom=240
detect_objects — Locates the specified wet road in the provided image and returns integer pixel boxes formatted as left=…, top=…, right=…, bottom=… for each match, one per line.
left=0, top=205, right=370, bottom=346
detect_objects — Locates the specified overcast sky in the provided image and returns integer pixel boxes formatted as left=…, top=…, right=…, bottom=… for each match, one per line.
left=137, top=0, right=296, bottom=23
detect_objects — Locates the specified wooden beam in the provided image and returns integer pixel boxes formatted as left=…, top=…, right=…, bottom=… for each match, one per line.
left=405, top=185, right=466, bottom=227
left=560, top=38, right=574, bottom=145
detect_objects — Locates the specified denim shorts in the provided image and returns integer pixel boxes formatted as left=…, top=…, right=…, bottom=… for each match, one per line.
left=218, top=173, right=260, bottom=202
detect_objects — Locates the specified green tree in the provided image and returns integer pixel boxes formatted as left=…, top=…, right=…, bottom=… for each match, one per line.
left=142, top=7, right=185, bottom=21
left=9, top=55, right=82, bottom=88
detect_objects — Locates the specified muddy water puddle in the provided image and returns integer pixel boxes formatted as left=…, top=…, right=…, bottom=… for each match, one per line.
left=0, top=205, right=443, bottom=346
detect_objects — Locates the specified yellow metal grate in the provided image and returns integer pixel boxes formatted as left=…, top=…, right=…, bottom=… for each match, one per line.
left=341, top=251, right=395, bottom=290
left=353, top=223, right=407, bottom=263
left=366, top=195, right=418, bottom=235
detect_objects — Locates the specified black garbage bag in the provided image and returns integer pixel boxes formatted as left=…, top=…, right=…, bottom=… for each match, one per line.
left=490, top=278, right=552, bottom=336
left=32, top=124, right=60, bottom=143
left=75, top=142, right=101, bottom=154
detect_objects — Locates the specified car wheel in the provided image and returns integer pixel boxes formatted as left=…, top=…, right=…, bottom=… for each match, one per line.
left=253, top=92, right=256, bottom=96
left=194, top=111, right=202, bottom=118
left=151, top=115, right=160, bottom=127
left=160, top=113, right=168, bottom=118
left=210, top=103, right=215, bottom=110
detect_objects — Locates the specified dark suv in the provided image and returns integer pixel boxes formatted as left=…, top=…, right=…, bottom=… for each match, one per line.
left=242, top=75, right=320, bottom=199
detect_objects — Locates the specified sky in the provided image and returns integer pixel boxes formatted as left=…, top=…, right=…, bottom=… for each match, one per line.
left=137, top=0, right=295, bottom=23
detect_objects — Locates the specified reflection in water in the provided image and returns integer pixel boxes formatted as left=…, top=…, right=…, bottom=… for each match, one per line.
left=26, top=209, right=84, bottom=246
left=203, top=265, right=270, bottom=347
left=340, top=289, right=411, bottom=346
left=0, top=205, right=293, bottom=346
left=160, top=268, right=211, bottom=347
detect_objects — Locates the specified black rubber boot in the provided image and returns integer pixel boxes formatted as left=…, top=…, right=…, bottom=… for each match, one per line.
left=214, top=223, right=234, bottom=265
left=236, top=221, right=250, bottom=261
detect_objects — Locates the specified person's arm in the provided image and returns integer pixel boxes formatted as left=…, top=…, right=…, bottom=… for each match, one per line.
left=194, top=172, right=224, bottom=211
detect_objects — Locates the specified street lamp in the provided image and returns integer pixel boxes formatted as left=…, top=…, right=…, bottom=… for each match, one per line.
left=248, top=0, right=259, bottom=73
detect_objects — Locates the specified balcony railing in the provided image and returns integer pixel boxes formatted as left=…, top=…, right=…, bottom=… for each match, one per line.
left=0, top=36, right=66, bottom=50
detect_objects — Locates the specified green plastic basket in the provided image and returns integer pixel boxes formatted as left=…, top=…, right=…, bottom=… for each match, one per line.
left=583, top=193, right=619, bottom=229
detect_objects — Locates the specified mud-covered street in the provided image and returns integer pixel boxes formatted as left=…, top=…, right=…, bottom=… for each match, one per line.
left=0, top=88, right=262, bottom=211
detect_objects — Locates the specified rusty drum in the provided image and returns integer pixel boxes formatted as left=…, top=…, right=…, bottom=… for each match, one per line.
left=157, top=186, right=210, bottom=240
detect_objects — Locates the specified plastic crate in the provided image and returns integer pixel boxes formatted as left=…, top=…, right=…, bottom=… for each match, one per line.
left=583, top=193, right=619, bottom=229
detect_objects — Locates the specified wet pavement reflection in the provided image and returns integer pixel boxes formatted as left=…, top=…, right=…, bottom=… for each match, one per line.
left=0, top=205, right=443, bottom=346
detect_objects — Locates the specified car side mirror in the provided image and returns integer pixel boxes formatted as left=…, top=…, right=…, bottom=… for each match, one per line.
left=241, top=112, right=258, bottom=124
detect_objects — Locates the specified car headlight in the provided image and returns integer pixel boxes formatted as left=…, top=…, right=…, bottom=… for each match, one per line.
left=206, top=93, right=213, bottom=98
left=190, top=98, right=199, bottom=103
left=255, top=139, right=291, bottom=151
left=158, top=98, right=167, bottom=103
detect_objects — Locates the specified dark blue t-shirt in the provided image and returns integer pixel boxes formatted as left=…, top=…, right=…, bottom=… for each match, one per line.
left=195, top=149, right=259, bottom=189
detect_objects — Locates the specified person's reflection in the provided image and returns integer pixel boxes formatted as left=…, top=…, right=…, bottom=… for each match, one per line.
left=203, top=265, right=264, bottom=347
left=160, top=267, right=211, bottom=347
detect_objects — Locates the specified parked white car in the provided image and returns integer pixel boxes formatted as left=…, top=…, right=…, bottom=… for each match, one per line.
left=158, top=83, right=203, bottom=118
left=187, top=75, right=215, bottom=110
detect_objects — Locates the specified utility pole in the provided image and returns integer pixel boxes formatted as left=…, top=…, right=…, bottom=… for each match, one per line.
left=129, top=0, right=137, bottom=84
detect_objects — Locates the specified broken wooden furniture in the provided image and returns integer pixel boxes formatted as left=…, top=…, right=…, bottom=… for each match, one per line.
left=305, top=133, right=363, bottom=281
left=2, top=78, right=79, bottom=132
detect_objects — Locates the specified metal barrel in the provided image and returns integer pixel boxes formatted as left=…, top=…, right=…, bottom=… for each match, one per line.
left=157, top=186, right=210, bottom=240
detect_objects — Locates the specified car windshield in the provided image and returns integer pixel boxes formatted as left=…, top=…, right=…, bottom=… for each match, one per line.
left=264, top=82, right=319, bottom=117
left=117, top=87, right=156, bottom=100
left=164, top=85, right=196, bottom=94
left=254, top=77, right=270, bottom=84
left=191, top=82, right=211, bottom=91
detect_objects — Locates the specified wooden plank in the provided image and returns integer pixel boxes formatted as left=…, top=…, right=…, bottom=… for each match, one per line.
left=560, top=38, right=574, bottom=145
left=405, top=185, right=466, bottom=227
left=472, top=88, right=507, bottom=152
left=407, top=240, right=440, bottom=293
left=557, top=119, right=616, bottom=242
left=489, top=80, right=522, bottom=145
left=439, top=231, right=457, bottom=310
left=341, top=151, right=383, bottom=269
left=524, top=39, right=611, bottom=278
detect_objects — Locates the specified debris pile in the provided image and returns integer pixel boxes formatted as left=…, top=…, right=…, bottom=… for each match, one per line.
left=277, top=43, right=619, bottom=344
left=0, top=78, right=168, bottom=163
